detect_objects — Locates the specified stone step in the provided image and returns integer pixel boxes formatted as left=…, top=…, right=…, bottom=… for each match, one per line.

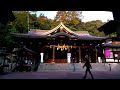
left=37, top=63, right=120, bottom=71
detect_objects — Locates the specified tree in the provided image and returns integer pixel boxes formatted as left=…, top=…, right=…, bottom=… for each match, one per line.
left=82, top=20, right=106, bottom=36
left=54, top=11, right=83, bottom=31
left=54, top=11, right=67, bottom=23
left=109, top=32, right=117, bottom=37
left=0, top=22, right=15, bottom=48
left=12, top=11, right=29, bottom=33
left=37, top=14, right=53, bottom=30
left=54, top=11, right=82, bottom=23
left=0, top=11, right=30, bottom=49
left=29, top=13, right=39, bottom=29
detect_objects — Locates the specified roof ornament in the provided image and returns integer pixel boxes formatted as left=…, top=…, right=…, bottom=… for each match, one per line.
left=60, top=22, right=64, bottom=31
left=60, top=22, right=63, bottom=24
left=60, top=26, right=64, bottom=31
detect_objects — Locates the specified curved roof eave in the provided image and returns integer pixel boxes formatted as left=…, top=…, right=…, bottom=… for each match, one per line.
left=78, top=35, right=109, bottom=40
left=49, top=31, right=77, bottom=38
left=12, top=33, right=47, bottom=38
left=43, top=22, right=81, bottom=36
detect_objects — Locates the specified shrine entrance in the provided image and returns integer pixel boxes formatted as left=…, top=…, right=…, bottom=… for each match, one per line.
left=81, top=46, right=97, bottom=63
left=43, top=45, right=80, bottom=63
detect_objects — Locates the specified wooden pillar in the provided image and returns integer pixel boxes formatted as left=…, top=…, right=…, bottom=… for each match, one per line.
left=112, top=48, right=115, bottom=62
left=103, top=48, right=106, bottom=63
left=95, top=47, right=98, bottom=63
left=52, top=46, right=55, bottom=63
left=68, top=46, right=70, bottom=53
left=41, top=46, right=44, bottom=52
left=78, top=46, right=81, bottom=63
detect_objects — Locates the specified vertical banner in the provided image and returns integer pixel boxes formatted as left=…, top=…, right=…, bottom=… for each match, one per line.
left=40, top=53, right=44, bottom=63
left=67, top=53, right=71, bottom=63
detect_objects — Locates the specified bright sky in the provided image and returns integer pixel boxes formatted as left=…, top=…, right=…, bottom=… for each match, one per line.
left=31, top=11, right=114, bottom=22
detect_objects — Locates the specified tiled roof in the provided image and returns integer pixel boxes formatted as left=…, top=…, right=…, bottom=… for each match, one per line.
left=74, top=31, right=90, bottom=35
left=30, top=29, right=49, bottom=33
left=12, top=22, right=109, bottom=40
left=29, top=30, right=90, bottom=36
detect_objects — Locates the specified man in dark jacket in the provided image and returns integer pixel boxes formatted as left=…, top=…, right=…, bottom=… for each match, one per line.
left=83, top=55, right=94, bottom=79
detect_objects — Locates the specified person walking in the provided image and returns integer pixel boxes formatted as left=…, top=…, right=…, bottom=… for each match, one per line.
left=83, top=55, right=94, bottom=79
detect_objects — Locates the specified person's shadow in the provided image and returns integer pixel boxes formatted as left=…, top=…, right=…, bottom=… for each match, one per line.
left=83, top=56, right=94, bottom=79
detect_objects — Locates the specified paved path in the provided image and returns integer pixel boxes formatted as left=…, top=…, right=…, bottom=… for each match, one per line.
left=0, top=71, right=120, bottom=79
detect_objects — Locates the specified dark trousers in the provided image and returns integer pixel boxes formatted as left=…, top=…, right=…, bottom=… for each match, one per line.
left=83, top=69, right=94, bottom=79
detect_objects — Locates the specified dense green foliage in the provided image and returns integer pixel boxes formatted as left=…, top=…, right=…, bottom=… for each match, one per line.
left=0, top=11, right=114, bottom=49
left=82, top=20, right=106, bottom=36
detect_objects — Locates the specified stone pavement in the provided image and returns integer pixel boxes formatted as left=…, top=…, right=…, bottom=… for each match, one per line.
left=0, top=71, right=120, bottom=79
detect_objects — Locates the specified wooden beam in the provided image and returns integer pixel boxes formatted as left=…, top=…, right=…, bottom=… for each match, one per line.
left=52, top=46, right=55, bottom=63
